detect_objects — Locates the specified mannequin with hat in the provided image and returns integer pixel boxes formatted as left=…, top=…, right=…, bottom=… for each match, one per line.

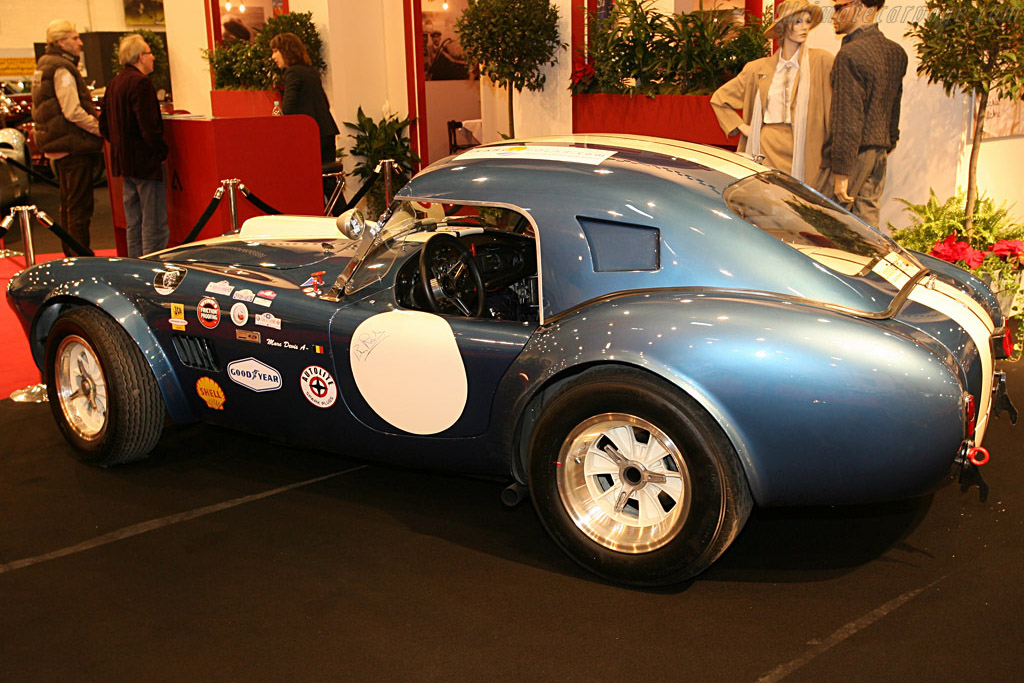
left=710, top=0, right=832, bottom=183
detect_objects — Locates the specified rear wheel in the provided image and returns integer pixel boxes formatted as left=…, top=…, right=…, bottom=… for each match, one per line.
left=45, top=307, right=164, bottom=466
left=528, top=367, right=751, bottom=585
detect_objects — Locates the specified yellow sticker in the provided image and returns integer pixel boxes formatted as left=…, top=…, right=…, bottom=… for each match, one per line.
left=170, top=302, right=187, bottom=331
left=196, top=377, right=226, bottom=410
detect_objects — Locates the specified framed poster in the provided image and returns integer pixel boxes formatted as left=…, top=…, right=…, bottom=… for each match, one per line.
left=124, top=1, right=165, bottom=26
left=982, top=89, right=1024, bottom=140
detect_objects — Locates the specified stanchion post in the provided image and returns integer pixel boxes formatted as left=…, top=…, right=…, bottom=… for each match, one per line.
left=0, top=211, right=21, bottom=259
left=223, top=178, right=242, bottom=233
left=14, top=205, right=37, bottom=267
left=376, top=159, right=395, bottom=209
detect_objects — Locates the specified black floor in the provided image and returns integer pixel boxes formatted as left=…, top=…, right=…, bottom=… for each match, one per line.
left=2, top=359, right=1023, bottom=681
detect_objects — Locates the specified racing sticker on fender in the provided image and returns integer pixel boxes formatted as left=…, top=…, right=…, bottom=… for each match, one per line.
left=227, top=358, right=282, bottom=392
left=169, top=302, right=187, bottom=330
left=300, top=365, right=337, bottom=408
left=197, top=297, right=221, bottom=329
left=236, top=329, right=260, bottom=343
left=455, top=144, right=616, bottom=166
left=233, top=288, right=256, bottom=302
left=230, top=302, right=249, bottom=326
left=205, top=280, right=235, bottom=296
left=154, top=265, right=187, bottom=295
left=196, top=377, right=226, bottom=410
left=255, top=312, right=282, bottom=330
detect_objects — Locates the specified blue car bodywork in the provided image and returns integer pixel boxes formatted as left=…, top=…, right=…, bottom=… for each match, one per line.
left=7, top=135, right=1013, bottom=584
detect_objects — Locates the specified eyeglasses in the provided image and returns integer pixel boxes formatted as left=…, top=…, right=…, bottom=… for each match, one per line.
left=142, top=50, right=153, bottom=55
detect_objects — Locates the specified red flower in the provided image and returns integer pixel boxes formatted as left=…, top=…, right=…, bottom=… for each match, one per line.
left=930, top=234, right=987, bottom=269
left=990, top=239, right=1024, bottom=260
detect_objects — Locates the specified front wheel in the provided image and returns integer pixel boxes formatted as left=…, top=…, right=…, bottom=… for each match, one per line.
left=45, top=307, right=165, bottom=466
left=528, top=367, right=751, bottom=585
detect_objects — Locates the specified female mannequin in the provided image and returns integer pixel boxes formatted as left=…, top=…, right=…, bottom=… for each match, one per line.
left=710, top=0, right=832, bottom=183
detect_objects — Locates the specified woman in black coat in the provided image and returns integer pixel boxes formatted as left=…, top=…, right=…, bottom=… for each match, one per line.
left=270, top=32, right=339, bottom=164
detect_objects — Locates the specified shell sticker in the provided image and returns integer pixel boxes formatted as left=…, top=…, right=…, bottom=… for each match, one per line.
left=349, top=310, right=467, bottom=435
left=196, top=377, right=226, bottom=410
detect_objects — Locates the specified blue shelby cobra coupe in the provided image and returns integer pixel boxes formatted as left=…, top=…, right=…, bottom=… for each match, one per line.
left=7, top=135, right=1016, bottom=585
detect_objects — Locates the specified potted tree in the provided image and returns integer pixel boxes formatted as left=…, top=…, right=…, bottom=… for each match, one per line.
left=908, top=0, right=1024, bottom=231
left=455, top=0, right=565, bottom=138
left=205, top=12, right=326, bottom=117
left=345, top=107, right=421, bottom=217
left=570, top=0, right=770, bottom=146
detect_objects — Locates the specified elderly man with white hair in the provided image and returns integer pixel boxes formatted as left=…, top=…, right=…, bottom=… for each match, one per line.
left=100, top=34, right=169, bottom=257
left=30, top=19, right=103, bottom=257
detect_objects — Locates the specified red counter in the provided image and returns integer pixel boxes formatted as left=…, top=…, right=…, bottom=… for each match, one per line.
left=106, top=114, right=323, bottom=254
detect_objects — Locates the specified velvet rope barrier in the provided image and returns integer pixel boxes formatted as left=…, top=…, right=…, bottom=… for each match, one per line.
left=0, top=152, right=60, bottom=187
left=181, top=192, right=225, bottom=245
left=238, top=185, right=282, bottom=215
left=33, top=211, right=94, bottom=257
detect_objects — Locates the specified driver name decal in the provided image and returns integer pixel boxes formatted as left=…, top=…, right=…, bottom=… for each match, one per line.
left=300, top=365, right=337, bottom=408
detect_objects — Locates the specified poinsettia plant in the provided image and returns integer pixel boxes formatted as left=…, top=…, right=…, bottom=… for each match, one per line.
left=892, top=189, right=1024, bottom=317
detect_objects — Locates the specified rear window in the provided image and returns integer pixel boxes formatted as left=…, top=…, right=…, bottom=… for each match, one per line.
left=723, top=171, right=919, bottom=275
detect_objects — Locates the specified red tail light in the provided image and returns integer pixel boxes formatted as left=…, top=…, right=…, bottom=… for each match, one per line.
left=1003, top=323, right=1015, bottom=359
left=964, top=393, right=977, bottom=437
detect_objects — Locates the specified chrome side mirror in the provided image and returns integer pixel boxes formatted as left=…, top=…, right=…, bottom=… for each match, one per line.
left=336, top=208, right=365, bottom=240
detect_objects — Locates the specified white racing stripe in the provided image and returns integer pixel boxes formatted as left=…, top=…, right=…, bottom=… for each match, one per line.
left=872, top=254, right=997, bottom=443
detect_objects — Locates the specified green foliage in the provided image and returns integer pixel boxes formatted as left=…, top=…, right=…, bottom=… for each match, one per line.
left=204, top=11, right=325, bottom=90
left=344, top=107, right=421, bottom=217
left=908, top=0, right=1024, bottom=100
left=110, top=30, right=171, bottom=95
left=892, top=189, right=1024, bottom=253
left=573, top=0, right=769, bottom=96
left=908, top=1, right=1024, bottom=226
left=456, top=0, right=565, bottom=94
left=892, top=189, right=1024, bottom=315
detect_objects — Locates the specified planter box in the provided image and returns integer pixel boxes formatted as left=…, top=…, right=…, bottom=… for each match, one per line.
left=572, top=93, right=738, bottom=148
left=210, top=89, right=279, bottom=118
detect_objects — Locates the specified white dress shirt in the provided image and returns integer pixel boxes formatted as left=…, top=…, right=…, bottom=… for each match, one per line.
left=764, top=47, right=801, bottom=125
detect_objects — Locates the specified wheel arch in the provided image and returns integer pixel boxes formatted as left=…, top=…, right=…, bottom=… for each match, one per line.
left=509, top=359, right=758, bottom=502
left=30, top=292, right=196, bottom=424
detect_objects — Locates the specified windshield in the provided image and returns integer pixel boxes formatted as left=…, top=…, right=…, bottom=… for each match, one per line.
left=724, top=171, right=926, bottom=313
left=342, top=200, right=533, bottom=295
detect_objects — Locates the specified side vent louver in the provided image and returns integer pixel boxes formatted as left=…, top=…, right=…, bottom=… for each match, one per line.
left=172, top=335, right=220, bottom=372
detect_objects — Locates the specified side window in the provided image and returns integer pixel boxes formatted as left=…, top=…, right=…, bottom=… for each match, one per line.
left=578, top=217, right=660, bottom=272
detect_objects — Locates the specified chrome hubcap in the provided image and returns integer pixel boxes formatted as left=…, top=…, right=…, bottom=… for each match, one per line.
left=55, top=335, right=108, bottom=440
left=556, top=413, right=691, bottom=553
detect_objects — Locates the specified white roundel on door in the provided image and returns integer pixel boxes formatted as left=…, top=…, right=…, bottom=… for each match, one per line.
left=350, top=310, right=468, bottom=435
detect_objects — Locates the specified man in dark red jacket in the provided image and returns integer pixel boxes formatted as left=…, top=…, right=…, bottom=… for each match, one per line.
left=99, top=34, right=168, bottom=257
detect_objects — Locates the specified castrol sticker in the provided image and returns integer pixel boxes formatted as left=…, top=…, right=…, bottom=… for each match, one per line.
left=196, top=377, right=226, bottom=410
left=197, top=297, right=221, bottom=329
left=300, top=365, right=337, bottom=408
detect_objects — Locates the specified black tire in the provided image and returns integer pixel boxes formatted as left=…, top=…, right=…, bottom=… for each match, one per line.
left=45, top=307, right=164, bottom=466
left=528, top=367, right=752, bottom=586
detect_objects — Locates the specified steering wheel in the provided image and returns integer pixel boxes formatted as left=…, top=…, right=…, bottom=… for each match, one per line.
left=419, top=233, right=486, bottom=317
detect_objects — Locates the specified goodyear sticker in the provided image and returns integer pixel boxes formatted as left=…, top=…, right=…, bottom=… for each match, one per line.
left=300, top=365, right=337, bottom=408
left=227, top=357, right=282, bottom=392
left=154, top=265, right=187, bottom=295
left=230, top=302, right=249, bottom=326
left=170, top=302, right=187, bottom=330
left=196, top=377, right=226, bottom=410
left=197, top=297, right=221, bottom=329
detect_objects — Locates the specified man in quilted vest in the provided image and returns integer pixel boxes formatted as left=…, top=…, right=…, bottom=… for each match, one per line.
left=31, top=20, right=103, bottom=257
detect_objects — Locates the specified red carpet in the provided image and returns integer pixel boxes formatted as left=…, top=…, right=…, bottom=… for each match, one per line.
left=1, top=250, right=117, bottom=398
